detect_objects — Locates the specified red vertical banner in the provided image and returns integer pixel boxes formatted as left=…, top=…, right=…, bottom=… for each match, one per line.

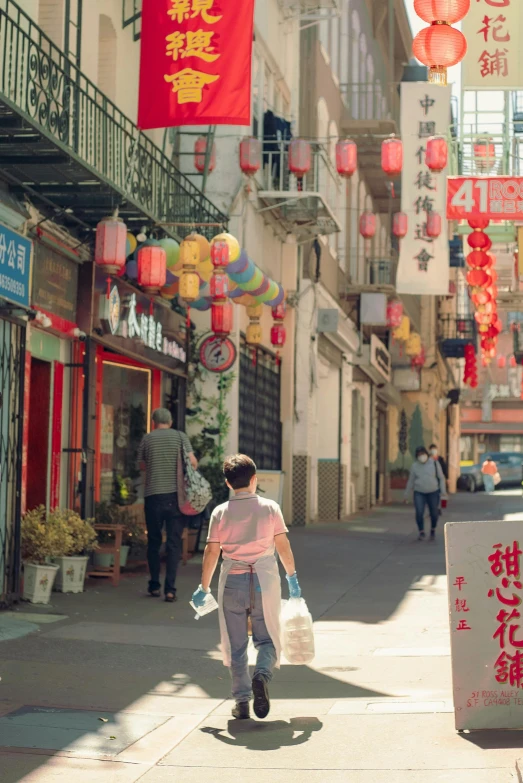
left=21, top=351, right=31, bottom=515
left=50, top=362, right=64, bottom=510
left=138, top=0, right=255, bottom=130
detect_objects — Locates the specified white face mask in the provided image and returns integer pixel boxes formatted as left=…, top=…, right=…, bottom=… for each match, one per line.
left=430, top=449, right=438, bottom=456
left=418, top=454, right=428, bottom=464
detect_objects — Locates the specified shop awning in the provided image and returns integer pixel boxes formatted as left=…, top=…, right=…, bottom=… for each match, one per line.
left=461, top=421, right=523, bottom=435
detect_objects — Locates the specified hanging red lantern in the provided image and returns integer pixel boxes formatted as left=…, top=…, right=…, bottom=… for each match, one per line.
left=194, top=137, right=217, bottom=173
left=239, top=137, right=261, bottom=176
left=467, top=230, right=491, bottom=250
left=471, top=289, right=492, bottom=307
left=272, top=302, right=286, bottom=321
left=271, top=323, right=286, bottom=348
left=426, top=211, right=442, bottom=238
left=210, top=240, right=229, bottom=268
left=336, top=139, right=357, bottom=178
left=289, top=139, right=311, bottom=190
left=137, top=245, right=167, bottom=293
left=425, top=135, right=448, bottom=172
left=489, top=268, right=498, bottom=284
left=511, top=356, right=517, bottom=368
left=477, top=298, right=495, bottom=315
left=381, top=137, right=403, bottom=177
left=360, top=212, right=376, bottom=239
left=392, top=212, right=408, bottom=238
left=487, top=284, right=498, bottom=299
left=386, top=299, right=404, bottom=329
left=466, top=250, right=491, bottom=269
left=497, top=355, right=507, bottom=369
left=211, top=301, right=233, bottom=336
left=210, top=271, right=229, bottom=299
left=468, top=216, right=490, bottom=230
left=473, top=136, right=496, bottom=172
left=466, top=268, right=490, bottom=288
left=412, top=24, right=467, bottom=84
left=414, top=0, right=470, bottom=24
left=95, top=214, right=127, bottom=274
left=493, top=318, right=503, bottom=334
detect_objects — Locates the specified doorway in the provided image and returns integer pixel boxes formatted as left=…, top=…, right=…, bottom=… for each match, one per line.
left=26, top=359, right=52, bottom=511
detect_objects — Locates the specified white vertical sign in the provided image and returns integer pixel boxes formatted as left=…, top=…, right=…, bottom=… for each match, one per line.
left=396, top=83, right=450, bottom=296
left=446, top=520, right=523, bottom=731
left=463, top=0, right=521, bottom=90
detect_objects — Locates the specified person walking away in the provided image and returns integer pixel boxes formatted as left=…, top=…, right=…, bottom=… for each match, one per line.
left=481, top=456, right=498, bottom=493
left=192, top=454, right=301, bottom=721
left=429, top=443, right=448, bottom=514
left=405, top=446, right=447, bottom=541
left=138, top=408, right=197, bottom=602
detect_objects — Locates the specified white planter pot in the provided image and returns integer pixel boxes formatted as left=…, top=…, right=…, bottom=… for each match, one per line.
left=92, top=545, right=130, bottom=569
left=23, top=563, right=59, bottom=604
left=51, top=555, right=89, bottom=593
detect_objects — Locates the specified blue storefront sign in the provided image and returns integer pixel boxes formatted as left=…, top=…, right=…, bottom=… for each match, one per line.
left=0, top=223, right=31, bottom=308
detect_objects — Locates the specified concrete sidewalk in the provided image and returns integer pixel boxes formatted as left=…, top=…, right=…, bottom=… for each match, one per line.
left=1, top=491, right=523, bottom=781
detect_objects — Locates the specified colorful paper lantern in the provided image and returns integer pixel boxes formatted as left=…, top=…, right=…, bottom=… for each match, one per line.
left=468, top=216, right=490, bottom=230
left=473, top=136, right=496, bottom=172
left=386, top=299, right=404, bottom=329
left=186, top=233, right=210, bottom=265
left=158, top=237, right=180, bottom=269
left=466, top=250, right=491, bottom=269
left=179, top=272, right=200, bottom=302
left=239, top=137, right=261, bottom=176
left=360, top=212, right=376, bottom=239
left=497, top=355, right=507, bottom=369
left=211, top=301, right=233, bottom=336
left=95, top=214, right=127, bottom=274
left=210, top=271, right=229, bottom=299
left=246, top=303, right=263, bottom=346
left=137, top=246, right=167, bottom=293
left=406, top=332, right=422, bottom=356
left=414, top=0, right=470, bottom=24
left=467, top=231, right=491, bottom=251
left=392, top=212, right=408, bottom=238
left=211, top=240, right=230, bottom=268
left=425, top=135, right=448, bottom=172
left=381, top=137, right=403, bottom=177
left=178, top=238, right=200, bottom=303
left=393, top=314, right=410, bottom=342
left=211, top=232, right=240, bottom=263
left=288, top=139, right=311, bottom=188
left=271, top=300, right=286, bottom=351
left=412, top=24, right=467, bottom=84
left=336, top=139, right=357, bottom=178
left=194, top=137, right=216, bottom=173
left=471, top=289, right=492, bottom=307
left=426, top=211, right=442, bottom=238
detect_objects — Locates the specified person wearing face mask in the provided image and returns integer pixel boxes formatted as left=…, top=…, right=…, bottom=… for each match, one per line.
left=429, top=443, right=448, bottom=515
left=404, top=446, right=447, bottom=541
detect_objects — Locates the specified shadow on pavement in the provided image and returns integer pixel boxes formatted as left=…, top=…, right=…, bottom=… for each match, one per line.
left=460, top=729, right=523, bottom=750
left=200, top=716, right=323, bottom=750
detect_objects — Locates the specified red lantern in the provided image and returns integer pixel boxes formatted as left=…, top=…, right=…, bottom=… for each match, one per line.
left=289, top=139, right=311, bottom=187
left=194, top=137, right=216, bottom=173
left=413, top=24, right=467, bottom=83
left=474, top=136, right=496, bottom=172
left=414, top=0, right=470, bottom=24
left=95, top=215, right=127, bottom=274
left=489, top=268, right=498, bottom=283
left=211, top=301, right=233, bottom=336
left=466, top=268, right=489, bottom=288
left=381, top=137, right=403, bottom=177
left=239, top=137, right=261, bottom=176
left=497, top=355, right=507, bottom=369
left=425, top=135, right=448, bottom=172
left=211, top=241, right=229, bottom=268
left=511, top=356, right=517, bottom=368
left=487, top=284, right=498, bottom=299
left=271, top=323, right=287, bottom=348
left=468, top=216, right=490, bottom=230
left=426, top=211, right=442, bottom=238
left=466, top=250, right=491, bottom=269
left=359, top=212, right=376, bottom=239
left=386, top=299, right=404, bottom=328
left=471, top=289, right=492, bottom=307
left=272, top=302, right=286, bottom=321
left=137, top=246, right=167, bottom=293
left=210, top=272, right=229, bottom=299
left=336, top=139, right=357, bottom=178
left=392, top=212, right=408, bottom=238
left=467, top=231, right=491, bottom=250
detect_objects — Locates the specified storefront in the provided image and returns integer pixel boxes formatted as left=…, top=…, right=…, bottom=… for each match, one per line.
left=77, top=266, right=187, bottom=517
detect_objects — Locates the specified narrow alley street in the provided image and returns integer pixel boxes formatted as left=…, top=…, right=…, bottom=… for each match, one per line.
left=1, top=493, right=523, bottom=782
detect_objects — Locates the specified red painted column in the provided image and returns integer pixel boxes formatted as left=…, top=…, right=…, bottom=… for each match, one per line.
left=50, top=362, right=64, bottom=509
left=21, top=351, right=31, bottom=515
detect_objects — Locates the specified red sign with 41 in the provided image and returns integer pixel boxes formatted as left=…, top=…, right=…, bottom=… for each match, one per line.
left=447, top=176, right=523, bottom=221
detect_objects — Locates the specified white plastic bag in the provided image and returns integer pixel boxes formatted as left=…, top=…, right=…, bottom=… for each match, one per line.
left=281, top=597, right=315, bottom=665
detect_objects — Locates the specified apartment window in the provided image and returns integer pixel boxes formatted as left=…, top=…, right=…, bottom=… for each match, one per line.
left=98, top=15, right=117, bottom=102
left=500, top=437, right=523, bottom=453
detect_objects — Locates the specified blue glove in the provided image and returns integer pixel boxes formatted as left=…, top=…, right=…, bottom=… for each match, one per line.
left=286, top=573, right=302, bottom=599
left=192, top=585, right=209, bottom=608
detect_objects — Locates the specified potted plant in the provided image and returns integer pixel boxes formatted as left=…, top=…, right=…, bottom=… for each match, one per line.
left=92, top=504, right=144, bottom=568
left=21, top=506, right=71, bottom=604
left=51, top=509, right=98, bottom=593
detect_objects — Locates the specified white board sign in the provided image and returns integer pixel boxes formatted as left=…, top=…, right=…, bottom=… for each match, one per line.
left=463, top=0, right=522, bottom=90
left=256, top=471, right=284, bottom=506
left=446, top=520, right=523, bottom=730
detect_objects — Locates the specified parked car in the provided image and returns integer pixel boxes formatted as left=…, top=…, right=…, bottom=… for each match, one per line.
left=459, top=452, right=523, bottom=492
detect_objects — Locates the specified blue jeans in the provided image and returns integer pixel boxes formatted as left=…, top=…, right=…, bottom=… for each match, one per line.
left=414, top=490, right=440, bottom=533
left=484, top=474, right=495, bottom=492
left=223, top=572, right=277, bottom=703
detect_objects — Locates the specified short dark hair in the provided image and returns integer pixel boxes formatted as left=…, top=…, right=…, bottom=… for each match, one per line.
left=416, top=446, right=429, bottom=457
left=223, top=454, right=257, bottom=489
left=429, top=443, right=437, bottom=450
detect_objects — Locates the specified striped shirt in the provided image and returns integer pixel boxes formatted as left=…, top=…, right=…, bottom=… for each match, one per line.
left=138, top=428, right=193, bottom=497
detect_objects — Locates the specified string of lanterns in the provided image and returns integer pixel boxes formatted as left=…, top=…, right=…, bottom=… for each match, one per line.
left=464, top=217, right=501, bottom=368
left=412, top=0, right=470, bottom=85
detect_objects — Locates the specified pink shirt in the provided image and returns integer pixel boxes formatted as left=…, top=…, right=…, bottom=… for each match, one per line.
left=207, top=493, right=288, bottom=573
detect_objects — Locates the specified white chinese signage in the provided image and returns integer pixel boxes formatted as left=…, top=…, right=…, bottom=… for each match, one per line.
left=446, top=520, right=523, bottom=730
left=463, top=0, right=522, bottom=90
left=396, top=83, right=450, bottom=297
left=124, top=294, right=186, bottom=362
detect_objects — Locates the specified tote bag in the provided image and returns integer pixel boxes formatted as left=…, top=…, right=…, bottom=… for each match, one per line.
left=177, top=441, right=212, bottom=515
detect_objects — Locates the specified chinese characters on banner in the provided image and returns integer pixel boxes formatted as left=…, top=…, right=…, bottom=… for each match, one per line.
left=463, top=0, right=522, bottom=89
left=138, top=0, right=256, bottom=130
left=0, top=222, right=32, bottom=308
left=396, top=84, right=450, bottom=296
left=446, top=520, right=523, bottom=730
left=447, top=176, right=523, bottom=221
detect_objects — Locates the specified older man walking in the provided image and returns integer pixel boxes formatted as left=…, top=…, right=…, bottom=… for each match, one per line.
left=138, top=408, right=197, bottom=602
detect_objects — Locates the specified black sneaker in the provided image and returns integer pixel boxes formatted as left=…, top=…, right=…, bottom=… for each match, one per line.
left=418, top=531, right=426, bottom=541
left=430, top=530, right=436, bottom=541
left=232, top=701, right=250, bottom=720
left=252, top=675, right=270, bottom=719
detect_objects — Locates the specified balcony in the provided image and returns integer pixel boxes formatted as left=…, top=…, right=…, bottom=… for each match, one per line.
left=0, top=0, right=227, bottom=240
left=257, top=141, right=341, bottom=241
left=439, top=314, right=475, bottom=358
left=340, top=82, right=400, bottom=212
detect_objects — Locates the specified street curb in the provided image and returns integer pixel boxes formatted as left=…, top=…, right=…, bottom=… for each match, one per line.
left=516, top=758, right=523, bottom=782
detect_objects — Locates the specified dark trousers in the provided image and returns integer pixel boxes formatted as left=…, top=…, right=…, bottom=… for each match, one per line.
left=144, top=492, right=184, bottom=594
left=414, top=490, right=440, bottom=532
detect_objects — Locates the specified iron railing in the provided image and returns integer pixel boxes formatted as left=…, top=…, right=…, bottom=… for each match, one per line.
left=122, top=0, right=141, bottom=41
left=259, top=140, right=341, bottom=200
left=340, top=82, right=398, bottom=126
left=438, top=315, right=475, bottom=343
left=366, top=256, right=397, bottom=287
left=0, top=0, right=227, bottom=238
